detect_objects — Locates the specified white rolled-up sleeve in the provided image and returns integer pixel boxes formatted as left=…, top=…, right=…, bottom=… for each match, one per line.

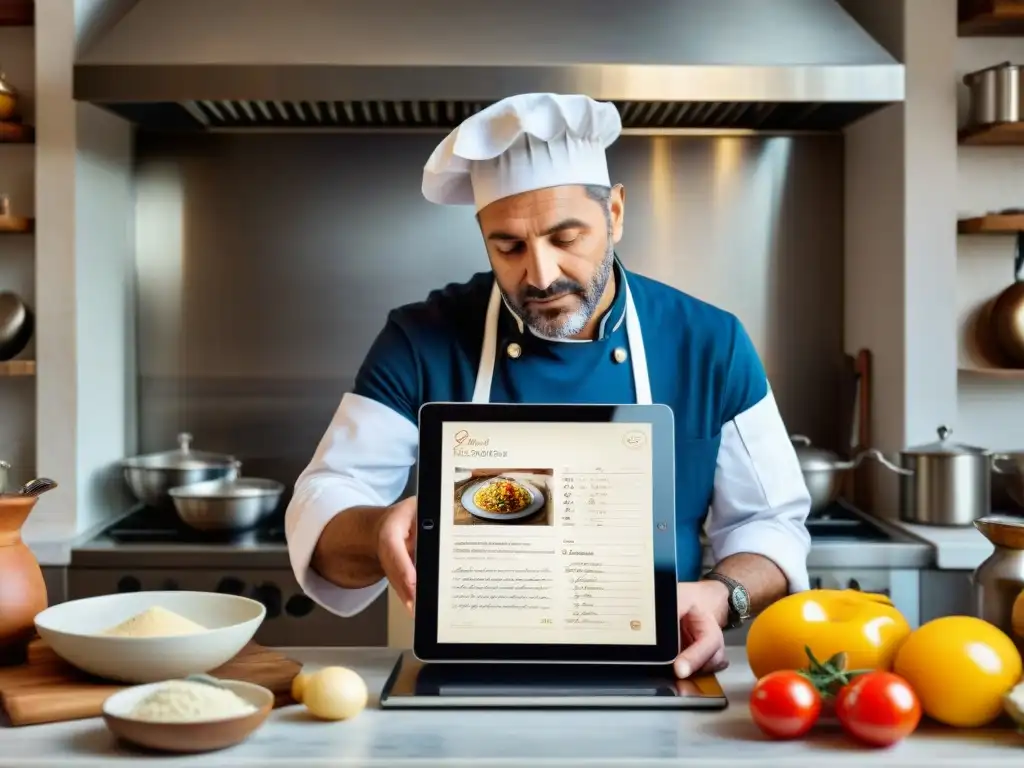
left=285, top=392, right=418, bottom=617
left=706, top=389, right=811, bottom=592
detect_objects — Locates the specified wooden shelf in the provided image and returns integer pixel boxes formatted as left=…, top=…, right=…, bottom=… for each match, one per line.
left=960, top=0, right=1024, bottom=35
left=959, top=122, right=1024, bottom=145
left=0, top=218, right=33, bottom=234
left=0, top=122, right=34, bottom=144
left=0, top=1, right=33, bottom=26
left=959, top=214, right=1024, bottom=233
left=0, top=360, right=34, bottom=376
left=960, top=366, right=1024, bottom=378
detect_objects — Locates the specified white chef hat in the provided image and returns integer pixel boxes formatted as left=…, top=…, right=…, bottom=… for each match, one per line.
left=421, top=93, right=622, bottom=212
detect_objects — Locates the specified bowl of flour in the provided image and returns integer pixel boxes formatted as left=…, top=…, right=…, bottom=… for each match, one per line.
left=34, top=591, right=265, bottom=683
left=103, top=677, right=273, bottom=753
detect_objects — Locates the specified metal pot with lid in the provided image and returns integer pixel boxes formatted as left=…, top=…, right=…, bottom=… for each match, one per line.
left=790, top=436, right=903, bottom=513
left=879, top=426, right=993, bottom=527
left=122, top=432, right=240, bottom=508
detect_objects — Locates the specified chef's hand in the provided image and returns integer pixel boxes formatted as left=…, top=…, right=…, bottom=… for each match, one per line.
left=673, top=581, right=729, bottom=679
left=376, top=496, right=417, bottom=613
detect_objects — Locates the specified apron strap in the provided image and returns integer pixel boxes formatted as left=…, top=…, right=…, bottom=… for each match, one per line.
left=624, top=282, right=652, bottom=405
left=471, top=281, right=502, bottom=404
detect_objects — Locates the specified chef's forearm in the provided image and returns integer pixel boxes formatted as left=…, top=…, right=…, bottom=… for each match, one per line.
left=310, top=506, right=387, bottom=589
left=712, top=553, right=788, bottom=616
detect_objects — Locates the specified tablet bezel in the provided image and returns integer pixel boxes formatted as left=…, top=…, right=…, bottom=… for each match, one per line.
left=413, top=402, right=678, bottom=664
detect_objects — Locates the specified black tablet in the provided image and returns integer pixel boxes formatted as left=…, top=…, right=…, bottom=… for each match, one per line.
left=413, top=402, right=678, bottom=664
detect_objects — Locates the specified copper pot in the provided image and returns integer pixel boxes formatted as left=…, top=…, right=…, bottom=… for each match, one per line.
left=0, top=71, right=19, bottom=122
left=990, top=232, right=1024, bottom=368
left=0, top=494, right=47, bottom=665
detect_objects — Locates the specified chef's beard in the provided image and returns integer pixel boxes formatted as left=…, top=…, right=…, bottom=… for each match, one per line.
left=501, top=244, right=615, bottom=340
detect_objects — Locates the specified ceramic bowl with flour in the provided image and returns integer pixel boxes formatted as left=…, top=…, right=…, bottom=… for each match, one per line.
left=34, top=591, right=265, bottom=683
left=102, top=678, right=273, bottom=753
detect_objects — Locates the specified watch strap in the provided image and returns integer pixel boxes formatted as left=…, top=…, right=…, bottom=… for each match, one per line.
left=701, top=571, right=750, bottom=630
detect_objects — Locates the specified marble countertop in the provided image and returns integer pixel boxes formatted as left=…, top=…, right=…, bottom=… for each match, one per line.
left=886, top=519, right=993, bottom=570
left=1, top=647, right=1022, bottom=766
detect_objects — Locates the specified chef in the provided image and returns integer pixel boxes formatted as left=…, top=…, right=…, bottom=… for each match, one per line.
left=286, top=93, right=811, bottom=678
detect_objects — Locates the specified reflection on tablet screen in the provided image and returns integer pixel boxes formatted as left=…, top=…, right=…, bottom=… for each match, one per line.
left=440, top=420, right=657, bottom=646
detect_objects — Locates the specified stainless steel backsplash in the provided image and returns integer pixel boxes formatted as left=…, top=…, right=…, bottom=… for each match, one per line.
left=133, top=132, right=844, bottom=487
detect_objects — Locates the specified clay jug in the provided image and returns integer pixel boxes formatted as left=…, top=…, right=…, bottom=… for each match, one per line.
left=0, top=494, right=47, bottom=665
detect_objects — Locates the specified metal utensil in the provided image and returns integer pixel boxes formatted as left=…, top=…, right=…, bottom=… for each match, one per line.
left=122, top=432, right=239, bottom=508
left=0, top=459, right=9, bottom=495
left=875, top=426, right=993, bottom=527
left=963, top=61, right=1021, bottom=127
left=789, top=435, right=905, bottom=514
left=19, top=477, right=57, bottom=496
left=973, top=515, right=1024, bottom=654
left=0, top=291, right=33, bottom=361
left=989, top=232, right=1024, bottom=368
left=167, top=473, right=284, bottom=532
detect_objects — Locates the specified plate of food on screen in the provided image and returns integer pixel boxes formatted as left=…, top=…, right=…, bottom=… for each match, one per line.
left=460, top=475, right=546, bottom=522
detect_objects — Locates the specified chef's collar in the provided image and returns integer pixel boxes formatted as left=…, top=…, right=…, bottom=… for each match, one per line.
left=500, top=257, right=628, bottom=343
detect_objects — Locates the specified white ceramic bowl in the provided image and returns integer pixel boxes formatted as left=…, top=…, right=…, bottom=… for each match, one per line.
left=34, top=591, right=266, bottom=683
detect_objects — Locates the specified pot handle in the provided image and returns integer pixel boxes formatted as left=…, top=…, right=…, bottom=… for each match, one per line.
left=992, top=453, right=1015, bottom=474
left=790, top=435, right=812, bottom=446
left=833, top=448, right=914, bottom=476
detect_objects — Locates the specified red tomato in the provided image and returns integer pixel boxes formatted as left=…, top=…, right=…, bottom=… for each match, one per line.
left=749, top=671, right=822, bottom=739
left=835, top=671, right=921, bottom=747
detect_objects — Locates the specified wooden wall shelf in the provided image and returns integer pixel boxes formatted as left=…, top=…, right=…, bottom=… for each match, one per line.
left=959, top=214, right=1024, bottom=233
left=0, top=122, right=34, bottom=144
left=959, top=366, right=1024, bottom=378
left=0, top=0, right=33, bottom=26
left=959, top=122, right=1024, bottom=145
left=960, top=0, right=1024, bottom=35
left=0, top=360, right=34, bottom=376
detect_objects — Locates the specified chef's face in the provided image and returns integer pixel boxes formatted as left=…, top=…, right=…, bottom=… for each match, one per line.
left=478, top=184, right=625, bottom=339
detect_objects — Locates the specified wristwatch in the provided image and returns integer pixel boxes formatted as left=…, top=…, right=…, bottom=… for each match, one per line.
left=701, top=571, right=751, bottom=630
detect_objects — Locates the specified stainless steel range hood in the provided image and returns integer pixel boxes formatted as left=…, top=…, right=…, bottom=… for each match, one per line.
left=74, top=0, right=904, bottom=133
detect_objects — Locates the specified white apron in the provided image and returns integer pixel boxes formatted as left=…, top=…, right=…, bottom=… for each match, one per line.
left=387, top=278, right=654, bottom=647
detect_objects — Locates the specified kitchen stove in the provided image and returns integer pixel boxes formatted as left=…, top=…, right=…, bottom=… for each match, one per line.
left=104, top=504, right=286, bottom=546
left=67, top=497, right=931, bottom=647
left=69, top=503, right=387, bottom=647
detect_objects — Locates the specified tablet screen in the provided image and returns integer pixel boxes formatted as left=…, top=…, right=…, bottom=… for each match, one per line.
left=437, top=420, right=656, bottom=646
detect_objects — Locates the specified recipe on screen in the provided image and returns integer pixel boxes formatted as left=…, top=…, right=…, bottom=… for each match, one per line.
left=436, top=420, right=656, bottom=645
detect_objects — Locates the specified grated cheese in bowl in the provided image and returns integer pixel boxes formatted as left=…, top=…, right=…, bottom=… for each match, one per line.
left=128, top=679, right=257, bottom=723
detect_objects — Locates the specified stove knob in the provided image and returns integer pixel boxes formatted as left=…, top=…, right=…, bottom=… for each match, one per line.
left=285, top=594, right=315, bottom=618
left=251, top=583, right=282, bottom=619
left=117, top=576, right=141, bottom=593
left=216, top=577, right=246, bottom=596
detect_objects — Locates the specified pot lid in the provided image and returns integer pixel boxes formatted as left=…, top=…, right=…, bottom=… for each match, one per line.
left=903, top=425, right=989, bottom=455
left=122, top=432, right=237, bottom=470
left=790, top=435, right=842, bottom=470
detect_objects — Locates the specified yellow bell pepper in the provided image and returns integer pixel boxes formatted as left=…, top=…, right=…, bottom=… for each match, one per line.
left=746, top=589, right=912, bottom=680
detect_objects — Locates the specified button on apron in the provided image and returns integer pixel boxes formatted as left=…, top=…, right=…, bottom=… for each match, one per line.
left=506, top=342, right=522, bottom=359
left=613, top=347, right=629, bottom=364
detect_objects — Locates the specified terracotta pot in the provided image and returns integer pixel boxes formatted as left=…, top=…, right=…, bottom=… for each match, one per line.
left=0, top=495, right=47, bottom=665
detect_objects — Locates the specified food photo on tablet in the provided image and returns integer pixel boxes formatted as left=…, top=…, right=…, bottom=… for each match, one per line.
left=453, top=468, right=553, bottom=525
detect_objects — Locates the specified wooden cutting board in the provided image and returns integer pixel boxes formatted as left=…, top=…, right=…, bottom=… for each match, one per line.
left=0, top=638, right=302, bottom=727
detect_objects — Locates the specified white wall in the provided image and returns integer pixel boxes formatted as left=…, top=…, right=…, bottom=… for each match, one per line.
left=956, top=38, right=1024, bottom=451
left=0, top=23, right=36, bottom=491
left=842, top=0, right=959, bottom=511
left=28, top=0, right=136, bottom=539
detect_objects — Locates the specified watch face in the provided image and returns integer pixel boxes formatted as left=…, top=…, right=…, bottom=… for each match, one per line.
left=732, top=586, right=751, bottom=617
